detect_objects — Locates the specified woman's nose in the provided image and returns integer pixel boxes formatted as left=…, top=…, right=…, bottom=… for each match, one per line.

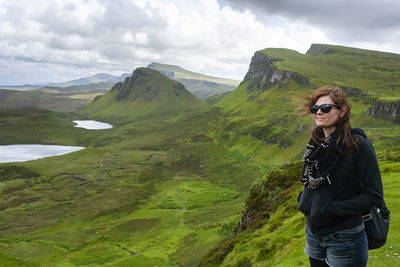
left=315, top=108, right=323, bottom=115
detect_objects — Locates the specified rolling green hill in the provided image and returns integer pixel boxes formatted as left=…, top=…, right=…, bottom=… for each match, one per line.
left=0, top=44, right=400, bottom=266
left=148, top=62, right=240, bottom=98
left=80, top=67, right=206, bottom=122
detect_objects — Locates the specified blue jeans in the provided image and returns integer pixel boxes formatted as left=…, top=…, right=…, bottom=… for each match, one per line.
left=305, top=226, right=368, bottom=267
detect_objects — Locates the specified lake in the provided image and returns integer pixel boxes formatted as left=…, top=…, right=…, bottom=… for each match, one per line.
left=0, top=120, right=112, bottom=163
left=73, top=120, right=113, bottom=130
left=0, top=144, right=85, bottom=163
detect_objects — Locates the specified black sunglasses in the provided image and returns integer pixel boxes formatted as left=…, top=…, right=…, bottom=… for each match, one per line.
left=309, top=104, right=340, bottom=114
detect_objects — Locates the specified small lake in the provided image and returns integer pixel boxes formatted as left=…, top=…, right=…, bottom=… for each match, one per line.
left=0, top=120, right=112, bottom=163
left=73, top=120, right=113, bottom=130
left=0, top=145, right=85, bottom=163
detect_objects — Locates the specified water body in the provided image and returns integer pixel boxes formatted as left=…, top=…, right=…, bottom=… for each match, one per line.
left=0, top=121, right=111, bottom=163
left=73, top=120, right=113, bottom=130
left=0, top=144, right=85, bottom=163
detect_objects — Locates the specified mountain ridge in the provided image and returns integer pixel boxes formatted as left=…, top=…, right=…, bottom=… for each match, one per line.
left=147, top=62, right=240, bottom=98
left=80, top=67, right=205, bottom=121
left=0, top=72, right=130, bottom=91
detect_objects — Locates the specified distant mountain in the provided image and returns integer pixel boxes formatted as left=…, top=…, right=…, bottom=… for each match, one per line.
left=46, top=72, right=130, bottom=88
left=0, top=84, right=47, bottom=91
left=147, top=62, right=240, bottom=98
left=0, top=73, right=130, bottom=91
left=38, top=82, right=115, bottom=94
left=81, top=67, right=205, bottom=121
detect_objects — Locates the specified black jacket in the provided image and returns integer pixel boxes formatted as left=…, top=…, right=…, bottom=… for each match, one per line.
left=298, top=128, right=384, bottom=235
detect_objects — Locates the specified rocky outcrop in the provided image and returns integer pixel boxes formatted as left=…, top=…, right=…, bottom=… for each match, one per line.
left=366, top=100, right=400, bottom=123
left=342, top=86, right=369, bottom=99
left=236, top=162, right=302, bottom=233
left=111, top=68, right=164, bottom=102
left=242, top=51, right=309, bottom=94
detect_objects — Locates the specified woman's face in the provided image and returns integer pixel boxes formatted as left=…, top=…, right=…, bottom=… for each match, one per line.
left=313, top=95, right=342, bottom=136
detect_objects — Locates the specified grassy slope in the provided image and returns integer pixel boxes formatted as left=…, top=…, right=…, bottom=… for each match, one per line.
left=80, top=68, right=206, bottom=123
left=264, top=45, right=400, bottom=99
left=0, top=106, right=264, bottom=266
left=201, top=153, right=400, bottom=267
left=148, top=62, right=240, bottom=87
left=199, top=44, right=400, bottom=265
left=147, top=63, right=239, bottom=98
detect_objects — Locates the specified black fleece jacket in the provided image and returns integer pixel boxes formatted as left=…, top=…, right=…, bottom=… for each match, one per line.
left=298, top=128, right=384, bottom=235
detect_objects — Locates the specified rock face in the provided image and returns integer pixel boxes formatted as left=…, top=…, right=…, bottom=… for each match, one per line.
left=242, top=49, right=400, bottom=125
left=236, top=162, right=303, bottom=233
left=366, top=100, right=400, bottom=123
left=82, top=67, right=204, bottom=120
left=342, top=86, right=369, bottom=98
left=111, top=68, right=164, bottom=103
left=242, top=51, right=309, bottom=93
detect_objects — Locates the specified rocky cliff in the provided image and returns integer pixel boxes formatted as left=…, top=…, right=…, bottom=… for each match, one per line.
left=366, top=100, right=400, bottom=123
left=242, top=51, right=309, bottom=93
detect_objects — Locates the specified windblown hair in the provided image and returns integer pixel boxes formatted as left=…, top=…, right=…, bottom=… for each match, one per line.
left=305, top=85, right=357, bottom=152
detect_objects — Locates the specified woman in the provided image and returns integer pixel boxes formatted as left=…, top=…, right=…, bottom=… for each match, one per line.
left=298, top=85, right=384, bottom=267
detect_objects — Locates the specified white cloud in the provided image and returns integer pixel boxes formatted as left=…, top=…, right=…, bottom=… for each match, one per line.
left=0, top=0, right=398, bottom=85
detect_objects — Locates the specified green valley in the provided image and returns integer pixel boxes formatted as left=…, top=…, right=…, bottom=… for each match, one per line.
left=1, top=44, right=400, bottom=266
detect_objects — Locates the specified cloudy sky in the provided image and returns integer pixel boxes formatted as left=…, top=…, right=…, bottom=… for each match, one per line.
left=1, top=0, right=399, bottom=85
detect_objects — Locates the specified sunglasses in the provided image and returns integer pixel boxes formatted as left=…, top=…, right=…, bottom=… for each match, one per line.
left=309, top=104, right=340, bottom=114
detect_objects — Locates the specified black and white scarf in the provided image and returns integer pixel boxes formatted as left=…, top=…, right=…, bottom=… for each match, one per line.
left=302, top=130, right=341, bottom=190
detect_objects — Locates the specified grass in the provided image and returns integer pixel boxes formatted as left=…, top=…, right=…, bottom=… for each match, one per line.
left=148, top=62, right=240, bottom=87
left=262, top=45, right=400, bottom=100
left=80, top=68, right=205, bottom=123
left=1, top=44, right=400, bottom=266
left=0, top=85, right=108, bottom=112
left=201, top=153, right=400, bottom=267
left=0, top=105, right=256, bottom=266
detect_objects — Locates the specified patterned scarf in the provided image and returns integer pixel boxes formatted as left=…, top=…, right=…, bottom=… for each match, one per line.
left=302, top=130, right=341, bottom=190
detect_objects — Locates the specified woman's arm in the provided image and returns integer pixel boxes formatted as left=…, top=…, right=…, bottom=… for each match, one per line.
left=327, top=138, right=384, bottom=217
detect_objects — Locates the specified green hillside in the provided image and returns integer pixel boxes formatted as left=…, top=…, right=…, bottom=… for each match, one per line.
left=0, top=107, right=258, bottom=266
left=201, top=155, right=400, bottom=266
left=201, top=44, right=400, bottom=266
left=147, top=62, right=240, bottom=87
left=265, top=44, right=400, bottom=99
left=148, top=62, right=240, bottom=98
left=80, top=67, right=206, bottom=122
left=1, top=44, right=400, bottom=266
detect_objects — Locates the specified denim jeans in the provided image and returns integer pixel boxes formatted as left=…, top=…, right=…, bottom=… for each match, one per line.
left=305, top=225, right=369, bottom=267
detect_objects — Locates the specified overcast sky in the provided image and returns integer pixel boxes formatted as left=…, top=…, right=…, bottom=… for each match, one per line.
left=1, top=0, right=399, bottom=85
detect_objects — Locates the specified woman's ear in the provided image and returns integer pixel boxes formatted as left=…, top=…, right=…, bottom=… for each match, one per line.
left=339, top=106, right=347, bottom=118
